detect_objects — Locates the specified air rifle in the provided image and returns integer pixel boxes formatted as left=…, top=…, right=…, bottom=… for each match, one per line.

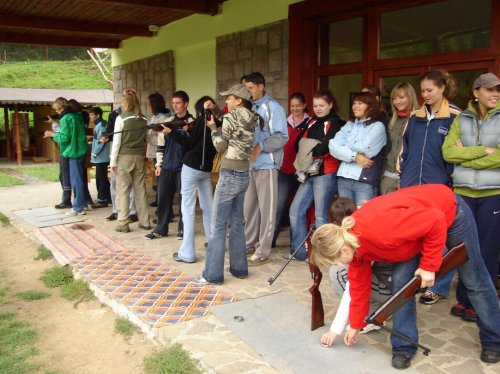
left=365, top=243, right=468, bottom=356
left=267, top=225, right=316, bottom=286
left=267, top=226, right=324, bottom=331
left=307, top=237, right=325, bottom=331
left=101, top=119, right=190, bottom=137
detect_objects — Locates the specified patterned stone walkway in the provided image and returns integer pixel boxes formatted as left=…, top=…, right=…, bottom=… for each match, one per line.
left=1, top=177, right=499, bottom=373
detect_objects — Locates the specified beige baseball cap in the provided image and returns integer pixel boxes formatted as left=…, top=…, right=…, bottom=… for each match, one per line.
left=219, top=84, right=252, bottom=101
left=473, top=73, right=500, bottom=89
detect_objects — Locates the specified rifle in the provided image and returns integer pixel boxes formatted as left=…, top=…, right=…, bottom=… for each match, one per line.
left=101, top=119, right=190, bottom=137
left=267, top=225, right=316, bottom=286
left=307, top=237, right=324, bottom=331
left=365, top=243, right=468, bottom=356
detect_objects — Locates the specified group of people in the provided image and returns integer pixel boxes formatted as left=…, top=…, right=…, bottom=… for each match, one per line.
left=45, top=69, right=500, bottom=369
left=308, top=71, right=500, bottom=369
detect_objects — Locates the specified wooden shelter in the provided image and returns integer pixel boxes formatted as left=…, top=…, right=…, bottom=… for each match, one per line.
left=0, top=0, right=224, bottom=48
left=0, top=88, right=113, bottom=164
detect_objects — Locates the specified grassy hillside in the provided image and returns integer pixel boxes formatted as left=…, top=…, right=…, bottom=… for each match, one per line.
left=0, top=60, right=112, bottom=144
left=0, top=60, right=110, bottom=89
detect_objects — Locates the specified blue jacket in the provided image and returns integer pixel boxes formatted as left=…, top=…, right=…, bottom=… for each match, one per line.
left=329, top=118, right=386, bottom=184
left=156, top=113, right=193, bottom=172
left=400, top=100, right=461, bottom=187
left=251, top=93, right=288, bottom=170
left=91, top=119, right=110, bottom=164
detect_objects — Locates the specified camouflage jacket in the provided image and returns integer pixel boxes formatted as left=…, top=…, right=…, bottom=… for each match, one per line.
left=211, top=107, right=258, bottom=171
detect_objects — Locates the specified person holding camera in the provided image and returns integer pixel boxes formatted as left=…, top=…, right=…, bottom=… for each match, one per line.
left=172, top=96, right=219, bottom=263
left=194, top=84, right=258, bottom=285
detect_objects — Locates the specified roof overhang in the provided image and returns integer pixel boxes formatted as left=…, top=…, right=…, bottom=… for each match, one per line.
left=0, top=88, right=113, bottom=107
left=0, top=0, right=225, bottom=48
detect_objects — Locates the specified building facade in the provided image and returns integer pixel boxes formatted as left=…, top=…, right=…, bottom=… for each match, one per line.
left=112, top=0, right=499, bottom=118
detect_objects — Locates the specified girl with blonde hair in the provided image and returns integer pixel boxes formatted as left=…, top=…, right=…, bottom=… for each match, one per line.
left=109, top=89, right=150, bottom=232
left=310, top=184, right=500, bottom=369
left=380, top=82, right=419, bottom=194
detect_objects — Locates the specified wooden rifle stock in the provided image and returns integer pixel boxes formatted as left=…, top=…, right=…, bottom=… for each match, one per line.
left=307, top=238, right=325, bottom=331
left=365, top=243, right=468, bottom=355
left=366, top=243, right=468, bottom=326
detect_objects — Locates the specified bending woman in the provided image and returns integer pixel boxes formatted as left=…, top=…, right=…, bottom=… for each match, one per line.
left=311, top=184, right=500, bottom=369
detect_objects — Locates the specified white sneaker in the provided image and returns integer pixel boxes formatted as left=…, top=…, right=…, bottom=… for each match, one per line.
left=191, top=276, right=222, bottom=286
left=66, top=209, right=86, bottom=217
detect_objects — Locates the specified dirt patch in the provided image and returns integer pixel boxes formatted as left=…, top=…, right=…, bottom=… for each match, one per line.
left=0, top=225, right=155, bottom=374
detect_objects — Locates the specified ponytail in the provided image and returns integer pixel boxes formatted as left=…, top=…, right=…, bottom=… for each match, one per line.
left=421, top=69, right=457, bottom=100
left=310, top=220, right=360, bottom=268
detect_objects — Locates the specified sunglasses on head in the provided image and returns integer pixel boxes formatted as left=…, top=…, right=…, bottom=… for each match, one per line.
left=124, top=89, right=136, bottom=96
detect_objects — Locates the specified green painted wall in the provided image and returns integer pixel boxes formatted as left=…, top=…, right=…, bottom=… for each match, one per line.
left=111, top=0, right=301, bottom=111
left=176, top=40, right=217, bottom=106
left=112, top=0, right=301, bottom=67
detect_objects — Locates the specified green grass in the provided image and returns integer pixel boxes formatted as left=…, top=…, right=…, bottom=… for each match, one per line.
left=15, top=290, right=50, bottom=301
left=0, top=212, right=10, bottom=227
left=0, top=312, right=40, bottom=374
left=0, top=171, right=24, bottom=187
left=0, top=286, right=7, bottom=304
left=60, top=280, right=94, bottom=307
left=0, top=60, right=110, bottom=89
left=143, top=344, right=202, bottom=374
left=16, top=166, right=59, bottom=182
left=114, top=317, right=139, bottom=339
left=39, top=266, right=74, bottom=288
left=34, top=245, right=53, bottom=261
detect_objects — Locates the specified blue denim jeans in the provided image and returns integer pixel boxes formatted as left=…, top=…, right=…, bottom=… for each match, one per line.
left=177, top=165, right=213, bottom=262
left=456, top=194, right=500, bottom=308
left=203, top=169, right=250, bottom=283
left=337, top=177, right=377, bottom=206
left=289, top=173, right=337, bottom=260
left=69, top=157, right=86, bottom=212
left=391, top=194, right=500, bottom=357
left=272, top=171, right=299, bottom=246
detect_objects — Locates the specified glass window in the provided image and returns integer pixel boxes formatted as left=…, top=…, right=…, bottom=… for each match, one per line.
left=379, top=0, right=491, bottom=59
left=325, top=73, right=362, bottom=120
left=449, top=69, right=488, bottom=110
left=319, top=18, right=363, bottom=65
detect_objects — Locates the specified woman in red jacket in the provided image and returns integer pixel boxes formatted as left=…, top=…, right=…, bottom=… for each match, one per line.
left=311, top=184, right=500, bottom=369
left=272, top=92, right=310, bottom=247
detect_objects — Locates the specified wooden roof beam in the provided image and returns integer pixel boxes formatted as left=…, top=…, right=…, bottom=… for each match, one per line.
left=0, top=13, right=152, bottom=37
left=87, top=0, right=221, bottom=15
left=0, top=32, right=120, bottom=49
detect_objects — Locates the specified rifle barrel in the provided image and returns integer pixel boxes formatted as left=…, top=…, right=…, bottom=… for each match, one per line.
left=267, top=225, right=316, bottom=285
